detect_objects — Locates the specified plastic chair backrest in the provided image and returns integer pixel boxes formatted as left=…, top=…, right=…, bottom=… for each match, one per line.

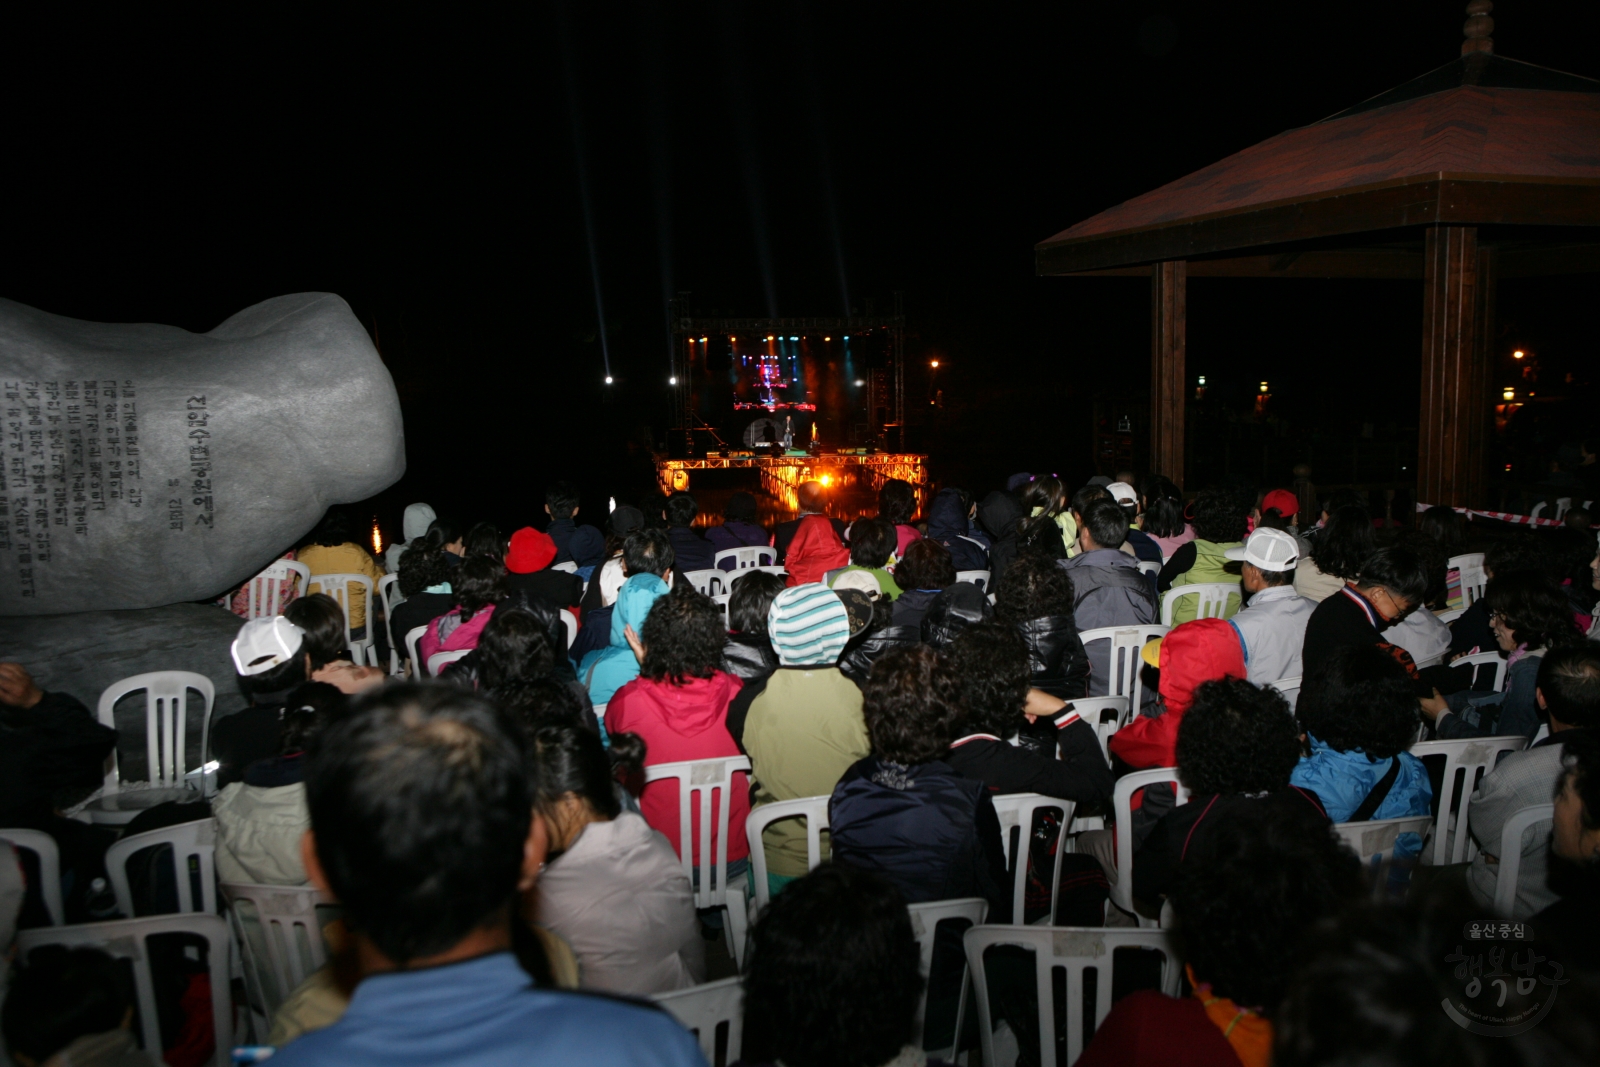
left=715, top=546, right=777, bottom=571
left=1136, top=559, right=1160, bottom=578
left=1555, top=497, right=1573, bottom=521
left=0, top=829, right=63, bottom=925
left=221, top=881, right=334, bottom=1019
left=653, top=977, right=743, bottom=1067
left=990, top=793, right=1076, bottom=925
left=1494, top=803, right=1555, bottom=917
left=105, top=818, right=216, bottom=917
left=242, top=559, right=310, bottom=620
left=1267, top=675, right=1302, bottom=711
left=97, top=672, right=215, bottom=795
left=378, top=573, right=405, bottom=674
left=1160, top=582, right=1238, bottom=626
left=1065, top=694, right=1131, bottom=763
left=1450, top=552, right=1487, bottom=608
left=682, top=568, right=727, bottom=597
left=751, top=565, right=788, bottom=578
left=1112, top=768, right=1191, bottom=922
left=405, top=625, right=427, bottom=675
left=711, top=592, right=731, bottom=625
left=16, top=914, right=233, bottom=1067
left=558, top=608, right=578, bottom=653
left=552, top=560, right=580, bottom=574
left=1077, top=624, right=1168, bottom=712
left=593, top=702, right=608, bottom=727
left=1409, top=736, right=1528, bottom=865
left=1331, top=815, right=1434, bottom=899
left=1530, top=501, right=1546, bottom=520
left=427, top=649, right=470, bottom=676
left=908, top=897, right=988, bottom=1054
left=746, top=795, right=830, bottom=911
left=644, top=756, right=753, bottom=966
left=1455, top=650, right=1508, bottom=693
left=306, top=572, right=376, bottom=665
left=1436, top=606, right=1465, bottom=624
left=963, top=925, right=1182, bottom=1067
left=955, top=569, right=992, bottom=592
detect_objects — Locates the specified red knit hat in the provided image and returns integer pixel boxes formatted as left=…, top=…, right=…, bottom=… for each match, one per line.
left=505, top=526, right=556, bottom=574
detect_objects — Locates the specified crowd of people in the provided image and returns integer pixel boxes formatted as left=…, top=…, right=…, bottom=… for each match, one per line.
left=3, top=471, right=1600, bottom=1066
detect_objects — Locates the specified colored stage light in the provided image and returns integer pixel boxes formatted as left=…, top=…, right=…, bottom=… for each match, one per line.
left=669, top=376, right=678, bottom=385
left=854, top=379, right=865, bottom=386
left=824, top=336, right=831, bottom=341
left=700, top=336, right=707, bottom=343
left=1503, top=387, right=1515, bottom=400
left=930, top=360, right=939, bottom=368
left=605, top=376, right=613, bottom=384
left=1198, top=375, right=1206, bottom=385
left=730, top=335, right=737, bottom=341
left=1513, top=350, right=1524, bottom=358
left=789, top=336, right=798, bottom=341
left=820, top=474, right=832, bottom=486
left=767, top=335, right=774, bottom=341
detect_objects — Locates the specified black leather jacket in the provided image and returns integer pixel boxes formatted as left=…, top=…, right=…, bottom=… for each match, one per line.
left=1013, top=614, right=1091, bottom=700
left=840, top=624, right=920, bottom=686
left=722, top=633, right=780, bottom=683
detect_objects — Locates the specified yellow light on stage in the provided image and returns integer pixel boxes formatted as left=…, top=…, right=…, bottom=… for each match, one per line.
left=371, top=517, right=382, bottom=555
left=767, top=335, right=774, bottom=341
left=820, top=474, right=832, bottom=486
left=729, top=335, right=736, bottom=341
left=1503, top=387, right=1516, bottom=401
left=699, top=336, right=707, bottom=343
left=930, top=360, right=940, bottom=368
left=824, top=336, right=831, bottom=342
left=1513, top=350, right=1525, bottom=359
left=1259, top=381, right=1269, bottom=393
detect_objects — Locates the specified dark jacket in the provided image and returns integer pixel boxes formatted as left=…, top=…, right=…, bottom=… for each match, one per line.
left=839, top=624, right=920, bottom=687
left=1302, top=586, right=1424, bottom=691
left=977, top=492, right=1025, bottom=584
left=667, top=525, right=716, bottom=574
left=0, top=692, right=116, bottom=824
left=830, top=756, right=1012, bottom=921
left=946, top=713, right=1112, bottom=810
left=1062, top=550, right=1159, bottom=697
left=1132, top=786, right=1328, bottom=904
left=706, top=521, right=771, bottom=562
left=722, top=632, right=779, bottom=683
left=1013, top=615, right=1091, bottom=699
left=928, top=489, right=989, bottom=572
left=504, top=569, right=584, bottom=613
left=921, top=583, right=995, bottom=651
left=1449, top=599, right=1495, bottom=657
left=390, top=591, right=455, bottom=657
left=547, top=518, right=606, bottom=569
left=1125, top=528, right=1163, bottom=565
left=774, top=514, right=849, bottom=563
left=569, top=604, right=612, bottom=665
left=891, top=587, right=941, bottom=630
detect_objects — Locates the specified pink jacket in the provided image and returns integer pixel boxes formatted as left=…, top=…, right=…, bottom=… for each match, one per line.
left=418, top=604, right=496, bottom=666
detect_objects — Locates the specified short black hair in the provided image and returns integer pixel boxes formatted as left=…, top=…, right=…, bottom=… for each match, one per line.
left=993, top=553, right=1076, bottom=623
left=1177, top=679, right=1300, bottom=794
left=530, top=719, right=640, bottom=823
left=397, top=542, right=451, bottom=598
left=280, top=681, right=346, bottom=754
left=1539, top=642, right=1600, bottom=729
left=892, top=537, right=956, bottom=591
left=622, top=527, right=674, bottom=578
left=545, top=480, right=580, bottom=519
left=878, top=479, right=917, bottom=526
left=850, top=518, right=897, bottom=569
left=861, top=644, right=961, bottom=764
left=455, top=554, right=507, bottom=622
left=729, top=569, right=786, bottom=635
left=463, top=521, right=506, bottom=561
left=286, top=593, right=347, bottom=670
left=305, top=683, right=532, bottom=966
left=423, top=517, right=461, bottom=551
left=665, top=491, right=699, bottom=527
left=490, top=675, right=589, bottom=733
left=1140, top=475, right=1187, bottom=538
left=640, top=585, right=727, bottom=683
left=1081, top=498, right=1129, bottom=549
left=307, top=507, right=354, bottom=547
left=1297, top=644, right=1419, bottom=759
left=1173, top=804, right=1364, bottom=1017
left=724, top=491, right=758, bottom=523
left=940, top=621, right=1029, bottom=737
left=1312, top=505, right=1376, bottom=581
left=476, top=604, right=559, bottom=688
left=1484, top=570, right=1584, bottom=652
left=1355, top=545, right=1428, bottom=606
left=2, top=945, right=134, bottom=1063
left=1070, top=484, right=1110, bottom=516
left=741, top=865, right=923, bottom=1067
left=1192, top=485, right=1253, bottom=544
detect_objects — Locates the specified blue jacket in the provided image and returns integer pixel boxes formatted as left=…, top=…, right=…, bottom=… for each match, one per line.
left=579, top=574, right=669, bottom=705
left=1438, top=649, right=1544, bottom=742
left=927, top=489, right=990, bottom=573
left=1290, top=734, right=1432, bottom=859
left=705, top=520, right=771, bottom=564
left=666, top=526, right=716, bottom=574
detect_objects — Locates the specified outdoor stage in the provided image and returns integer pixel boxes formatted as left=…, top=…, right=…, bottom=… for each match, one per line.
left=655, top=450, right=928, bottom=513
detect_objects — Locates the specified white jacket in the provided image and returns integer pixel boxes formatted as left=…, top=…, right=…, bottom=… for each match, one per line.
left=1229, top=584, right=1315, bottom=686
left=212, top=782, right=310, bottom=886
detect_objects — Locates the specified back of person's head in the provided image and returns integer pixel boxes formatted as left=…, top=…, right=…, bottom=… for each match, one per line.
left=861, top=644, right=960, bottom=764
left=1298, top=644, right=1418, bottom=758
left=729, top=569, right=786, bottom=635
left=1484, top=535, right=1553, bottom=581
left=285, top=593, right=347, bottom=669
left=892, top=537, right=956, bottom=592
left=1393, top=528, right=1448, bottom=606
left=1314, top=505, right=1376, bottom=580
left=921, top=582, right=995, bottom=650
left=307, top=507, right=354, bottom=547
left=2, top=945, right=133, bottom=1065
left=1321, top=487, right=1364, bottom=517
left=397, top=542, right=451, bottom=598
left=665, top=491, right=699, bottom=528
left=233, top=616, right=310, bottom=699
left=993, top=552, right=1076, bottom=623
left=878, top=479, right=917, bottom=526
left=1173, top=805, right=1364, bottom=1020
left=1081, top=498, right=1129, bottom=549
left=305, top=683, right=532, bottom=966
left=491, top=674, right=588, bottom=732
left=280, top=681, right=346, bottom=754
left=1355, top=545, right=1428, bottom=607
left=463, top=522, right=505, bottom=561
left=638, top=491, right=669, bottom=529
left=1551, top=525, right=1599, bottom=597
left=1019, top=475, right=1065, bottom=517
left=724, top=492, right=758, bottom=524
left=849, top=517, right=897, bottom=569
left=1177, top=678, right=1299, bottom=795
left=1559, top=727, right=1600, bottom=849
left=1419, top=505, right=1465, bottom=553
left=1070, top=483, right=1110, bottom=517
left=423, top=517, right=461, bottom=551
left=545, top=480, right=580, bottom=520
left=1192, top=485, right=1253, bottom=543
left=1564, top=506, right=1593, bottom=531
left=1539, top=642, right=1600, bottom=729
left=476, top=604, right=559, bottom=689
left=796, top=480, right=827, bottom=514
left=1140, top=474, right=1187, bottom=538
left=529, top=719, right=642, bottom=824
left=741, top=865, right=923, bottom=1067
left=640, top=585, right=726, bottom=684
left=455, top=555, right=506, bottom=622
left=940, top=620, right=1028, bottom=737
left=1485, top=570, right=1583, bottom=652
left=622, top=527, right=674, bottom=578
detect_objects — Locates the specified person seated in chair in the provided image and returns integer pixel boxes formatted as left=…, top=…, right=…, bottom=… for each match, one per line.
left=501, top=527, right=582, bottom=614
left=663, top=491, right=715, bottom=575
left=1062, top=500, right=1158, bottom=695
left=2, top=945, right=158, bottom=1067
left=705, top=491, right=771, bottom=562
left=543, top=480, right=605, bottom=572
left=829, top=517, right=903, bottom=600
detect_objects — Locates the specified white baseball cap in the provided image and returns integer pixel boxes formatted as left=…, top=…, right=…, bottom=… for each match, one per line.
left=231, top=616, right=307, bottom=675
left=1106, top=481, right=1138, bottom=507
left=1224, top=527, right=1300, bottom=571
left=831, top=568, right=884, bottom=600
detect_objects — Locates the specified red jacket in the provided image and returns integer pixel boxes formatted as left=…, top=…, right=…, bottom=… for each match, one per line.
left=783, top=514, right=850, bottom=587
left=1108, top=617, right=1246, bottom=770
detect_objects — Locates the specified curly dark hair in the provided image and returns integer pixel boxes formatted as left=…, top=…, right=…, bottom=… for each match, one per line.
left=1172, top=803, right=1364, bottom=1017
left=1191, top=485, right=1253, bottom=544
left=475, top=604, right=559, bottom=689
left=849, top=518, right=896, bottom=569
left=1484, top=535, right=1553, bottom=581
left=877, top=479, right=918, bottom=526
left=729, top=569, right=786, bottom=635
left=1484, top=569, right=1584, bottom=651
left=938, top=621, right=1029, bottom=737
left=1297, top=644, right=1419, bottom=759
left=285, top=593, right=347, bottom=670
left=861, top=644, right=962, bottom=764
left=740, top=865, right=923, bottom=1067
left=993, top=553, right=1076, bottom=623
left=454, top=555, right=507, bottom=623
left=488, top=674, right=588, bottom=732
left=1312, top=505, right=1376, bottom=581
left=1176, top=679, right=1300, bottom=795
left=639, top=584, right=727, bottom=684
left=892, top=537, right=956, bottom=592
left=397, top=542, right=451, bottom=598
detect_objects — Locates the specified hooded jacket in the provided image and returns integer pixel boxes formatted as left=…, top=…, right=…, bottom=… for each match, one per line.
left=578, top=574, right=670, bottom=705
left=1013, top=615, right=1092, bottom=699
left=928, top=489, right=989, bottom=572
left=1108, top=618, right=1246, bottom=770
left=1063, top=549, right=1159, bottom=695
left=1290, top=734, right=1432, bottom=860
left=386, top=502, right=437, bottom=573
left=1165, top=540, right=1243, bottom=625
left=418, top=603, right=496, bottom=666
left=978, top=491, right=1025, bottom=582
left=783, top=514, right=851, bottom=587
left=605, top=670, right=749, bottom=867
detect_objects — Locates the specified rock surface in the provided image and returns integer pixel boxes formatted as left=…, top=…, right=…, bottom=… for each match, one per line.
left=0, top=293, right=404, bottom=615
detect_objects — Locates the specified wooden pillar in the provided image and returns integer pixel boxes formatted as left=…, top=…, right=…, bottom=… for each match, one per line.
left=1419, top=227, right=1493, bottom=507
left=1150, top=260, right=1187, bottom=487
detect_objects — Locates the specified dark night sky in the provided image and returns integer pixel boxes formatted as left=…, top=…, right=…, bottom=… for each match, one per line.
left=5, top=3, right=1598, bottom=531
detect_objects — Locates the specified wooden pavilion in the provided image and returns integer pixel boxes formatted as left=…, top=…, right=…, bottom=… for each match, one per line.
left=1036, top=4, right=1600, bottom=506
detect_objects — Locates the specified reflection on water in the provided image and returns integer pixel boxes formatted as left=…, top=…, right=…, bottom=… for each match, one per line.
left=688, top=487, right=882, bottom=531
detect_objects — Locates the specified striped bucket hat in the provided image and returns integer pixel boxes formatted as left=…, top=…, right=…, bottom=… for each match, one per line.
left=768, top=583, right=852, bottom=666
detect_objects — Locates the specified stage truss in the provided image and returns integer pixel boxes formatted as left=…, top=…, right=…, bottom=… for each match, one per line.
left=655, top=452, right=928, bottom=513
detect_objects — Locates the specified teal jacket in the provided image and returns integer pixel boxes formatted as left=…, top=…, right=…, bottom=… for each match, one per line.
left=579, top=574, right=670, bottom=706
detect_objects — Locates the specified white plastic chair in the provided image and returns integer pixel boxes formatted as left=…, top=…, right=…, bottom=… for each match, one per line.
left=963, top=925, right=1183, bottom=1067
left=991, top=793, right=1075, bottom=926
left=745, top=794, right=830, bottom=912
left=1065, top=694, right=1131, bottom=767
left=16, top=914, right=233, bottom=1067
left=306, top=572, right=377, bottom=666
left=1111, top=768, right=1191, bottom=925
left=1268, top=675, right=1301, bottom=711
left=559, top=608, right=578, bottom=653
left=241, top=558, right=310, bottom=619
left=1136, top=559, right=1160, bottom=578
left=0, top=829, right=64, bottom=925
left=221, top=881, right=335, bottom=1034
left=645, top=756, right=753, bottom=967
left=105, top=818, right=217, bottom=917
left=1493, top=803, right=1555, bottom=917
left=551, top=560, right=580, bottom=574
left=405, top=624, right=427, bottom=677
left=1449, top=552, right=1487, bottom=608
left=1409, top=736, right=1528, bottom=865
left=955, top=569, right=992, bottom=592
left=712, top=592, right=731, bottom=626
left=751, top=565, right=788, bottom=579
left=428, top=649, right=470, bottom=676
left=653, top=976, right=743, bottom=1067
left=1455, top=650, right=1509, bottom=693
left=379, top=573, right=405, bottom=675
left=1436, top=606, right=1466, bottom=624
left=715, top=546, right=777, bottom=571
left=908, top=897, right=988, bottom=1058
left=86, top=672, right=215, bottom=825
left=1160, top=582, right=1238, bottom=626
left=682, top=568, right=728, bottom=597
left=1077, top=624, right=1167, bottom=713
left=1332, top=815, right=1434, bottom=899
